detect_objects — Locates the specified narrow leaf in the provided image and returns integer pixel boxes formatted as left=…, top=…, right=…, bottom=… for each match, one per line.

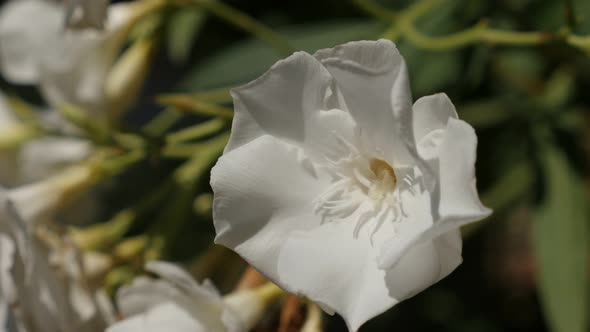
left=533, top=143, right=590, bottom=332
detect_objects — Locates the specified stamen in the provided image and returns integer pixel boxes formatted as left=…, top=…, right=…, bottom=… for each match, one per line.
left=370, top=206, right=391, bottom=244
left=353, top=168, right=373, bottom=189
left=312, top=132, right=421, bottom=243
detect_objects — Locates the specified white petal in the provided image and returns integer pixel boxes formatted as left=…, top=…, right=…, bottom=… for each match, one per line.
left=277, top=220, right=397, bottom=332
left=0, top=0, right=62, bottom=84
left=301, top=108, right=360, bottom=163
left=0, top=190, right=28, bottom=267
left=8, top=182, right=64, bottom=225
left=40, top=2, right=134, bottom=115
left=314, top=39, right=416, bottom=166
left=107, top=302, right=210, bottom=332
left=412, top=93, right=458, bottom=140
left=412, top=93, right=458, bottom=160
left=437, top=118, right=491, bottom=221
left=20, top=240, right=82, bottom=331
left=19, top=138, right=90, bottom=182
left=39, top=32, right=113, bottom=115
left=117, top=263, right=226, bottom=332
left=377, top=119, right=491, bottom=269
left=145, top=261, right=220, bottom=301
left=0, top=235, right=16, bottom=304
left=117, top=277, right=183, bottom=317
left=382, top=230, right=462, bottom=301
left=212, top=135, right=330, bottom=280
left=277, top=187, right=437, bottom=331
left=226, top=52, right=336, bottom=153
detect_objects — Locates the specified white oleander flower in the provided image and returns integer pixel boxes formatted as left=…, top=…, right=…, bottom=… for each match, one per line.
left=0, top=92, right=91, bottom=187
left=0, top=189, right=111, bottom=332
left=211, top=39, right=492, bottom=331
left=0, top=0, right=157, bottom=116
left=3, top=163, right=97, bottom=229
left=108, top=261, right=278, bottom=332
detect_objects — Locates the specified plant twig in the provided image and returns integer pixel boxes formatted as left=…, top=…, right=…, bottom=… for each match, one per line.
left=358, top=0, right=589, bottom=53
left=157, top=95, right=234, bottom=119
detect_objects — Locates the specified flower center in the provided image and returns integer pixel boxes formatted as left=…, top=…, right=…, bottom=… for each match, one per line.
left=312, top=135, right=417, bottom=241
left=368, top=158, right=396, bottom=200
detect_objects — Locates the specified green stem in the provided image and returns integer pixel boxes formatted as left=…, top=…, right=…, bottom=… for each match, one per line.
left=157, top=95, right=234, bottom=119
left=193, top=87, right=233, bottom=103
left=58, top=104, right=110, bottom=142
left=72, top=177, right=174, bottom=251
left=351, top=0, right=396, bottom=21
left=166, top=118, right=227, bottom=144
left=190, top=0, right=295, bottom=55
left=173, top=132, right=229, bottom=186
left=381, top=24, right=401, bottom=40
left=161, top=143, right=204, bottom=158
left=143, top=107, right=184, bottom=137
left=567, top=34, right=590, bottom=53
left=98, top=149, right=146, bottom=177
left=372, top=0, right=561, bottom=51
left=401, top=20, right=551, bottom=50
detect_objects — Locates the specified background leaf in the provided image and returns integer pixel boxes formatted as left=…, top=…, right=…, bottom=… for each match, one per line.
left=166, top=8, right=207, bottom=65
left=180, top=20, right=382, bottom=90
left=533, top=142, right=590, bottom=332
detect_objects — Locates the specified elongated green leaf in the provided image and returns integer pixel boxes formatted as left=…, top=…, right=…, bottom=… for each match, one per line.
left=166, top=8, right=207, bottom=65
left=533, top=143, right=590, bottom=332
left=180, top=20, right=382, bottom=90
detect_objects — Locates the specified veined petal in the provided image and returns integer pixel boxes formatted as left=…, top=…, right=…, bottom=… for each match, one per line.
left=277, top=188, right=437, bottom=331
left=277, top=219, right=397, bottom=332
left=226, top=52, right=336, bottom=153
left=0, top=0, right=62, bottom=84
left=383, top=229, right=462, bottom=301
left=437, top=118, right=491, bottom=221
left=412, top=93, right=458, bottom=160
left=377, top=118, right=490, bottom=270
left=212, top=135, right=330, bottom=279
left=314, top=40, right=416, bottom=166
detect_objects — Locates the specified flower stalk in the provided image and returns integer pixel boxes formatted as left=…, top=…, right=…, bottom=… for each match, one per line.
left=0, top=124, right=41, bottom=150
left=165, top=118, right=227, bottom=144
left=355, top=0, right=589, bottom=53
left=157, top=95, right=234, bottom=119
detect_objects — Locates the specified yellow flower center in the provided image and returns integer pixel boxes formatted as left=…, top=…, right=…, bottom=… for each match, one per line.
left=368, top=158, right=397, bottom=200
